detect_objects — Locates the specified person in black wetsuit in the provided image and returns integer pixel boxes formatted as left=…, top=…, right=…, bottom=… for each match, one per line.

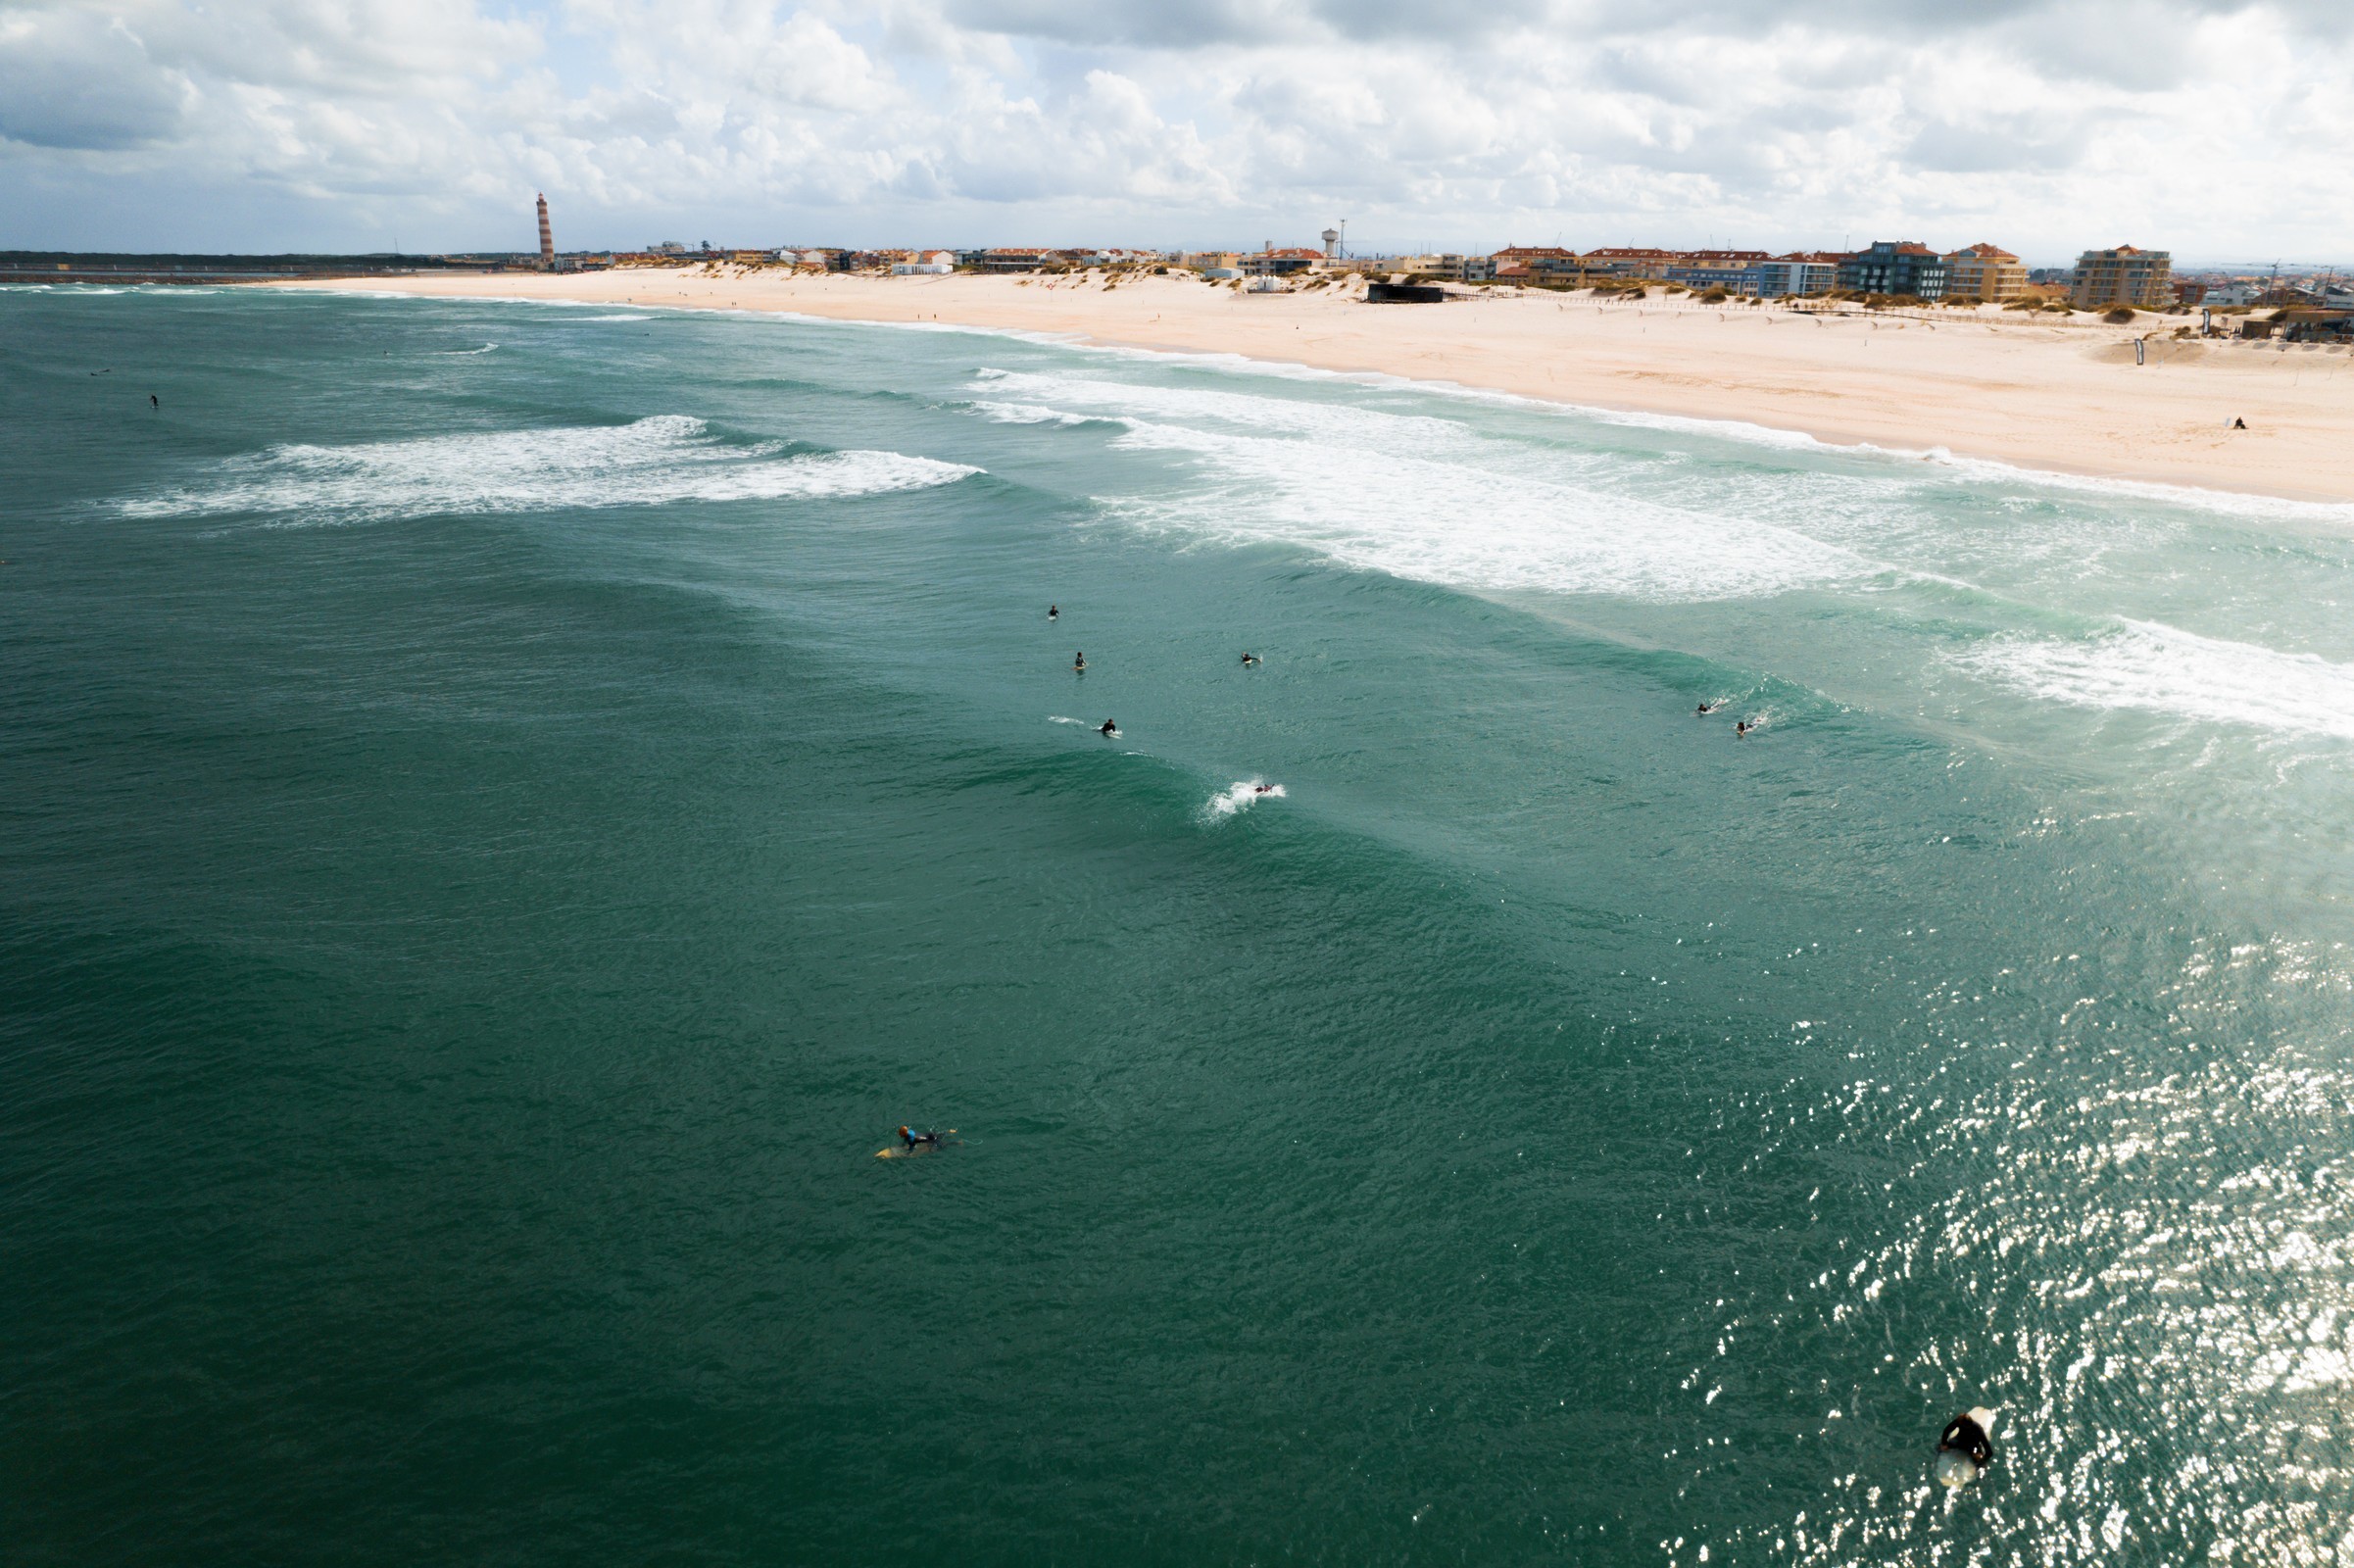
left=1073, top=652, right=1086, bottom=671
left=1099, top=719, right=1117, bottom=736
left=1696, top=701, right=1714, bottom=714
left=1241, top=652, right=1260, bottom=665
left=1049, top=604, right=1058, bottom=619
left=1935, top=1408, right=1995, bottom=1488
left=150, top=394, right=159, bottom=409
left=1735, top=719, right=1749, bottom=738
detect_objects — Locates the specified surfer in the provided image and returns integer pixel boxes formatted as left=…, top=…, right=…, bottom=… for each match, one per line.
left=1073, top=652, right=1086, bottom=671
left=1049, top=604, right=1058, bottom=619
left=1934, top=1407, right=1996, bottom=1489
left=1241, top=652, right=1261, bottom=665
left=1696, top=701, right=1715, bottom=715
left=1100, top=719, right=1118, bottom=737
left=899, top=1125, right=939, bottom=1152
left=149, top=393, right=158, bottom=409
left=1253, top=783, right=1275, bottom=796
left=1736, top=720, right=1749, bottom=738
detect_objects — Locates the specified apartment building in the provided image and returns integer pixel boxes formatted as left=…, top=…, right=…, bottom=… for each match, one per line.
left=1752, top=255, right=1839, bottom=298
left=1662, top=250, right=1771, bottom=292
left=1838, top=241, right=1949, bottom=299
left=1940, top=243, right=2028, bottom=301
left=1490, top=246, right=1578, bottom=276
left=1242, top=247, right=1327, bottom=277
left=1575, top=248, right=1682, bottom=280
left=2070, top=246, right=2173, bottom=309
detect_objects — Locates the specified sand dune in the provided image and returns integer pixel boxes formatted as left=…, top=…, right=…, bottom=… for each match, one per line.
left=265, top=268, right=2354, bottom=503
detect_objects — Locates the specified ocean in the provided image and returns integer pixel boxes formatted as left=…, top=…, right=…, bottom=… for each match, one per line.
left=6, top=284, right=2354, bottom=1565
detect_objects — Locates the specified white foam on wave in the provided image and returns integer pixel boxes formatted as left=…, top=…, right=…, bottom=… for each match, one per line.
left=973, top=368, right=1471, bottom=448
left=120, top=416, right=979, bottom=523
left=435, top=343, right=498, bottom=355
left=1206, top=779, right=1285, bottom=818
left=968, top=400, right=1099, bottom=427
left=967, top=367, right=1870, bottom=602
left=1948, top=618, right=2354, bottom=741
left=1103, top=411, right=1861, bottom=603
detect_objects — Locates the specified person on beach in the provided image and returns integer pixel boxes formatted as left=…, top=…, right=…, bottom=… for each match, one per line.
left=1073, top=652, right=1086, bottom=671
left=2231, top=417, right=2247, bottom=430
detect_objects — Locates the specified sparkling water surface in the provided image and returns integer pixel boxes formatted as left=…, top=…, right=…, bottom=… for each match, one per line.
left=6, top=286, right=2354, bottom=1565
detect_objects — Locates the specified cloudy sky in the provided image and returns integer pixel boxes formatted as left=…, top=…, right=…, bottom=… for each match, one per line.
left=1, top=0, right=2345, bottom=263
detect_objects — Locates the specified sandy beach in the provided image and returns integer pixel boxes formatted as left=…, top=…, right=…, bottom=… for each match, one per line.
left=268, top=268, right=2354, bottom=503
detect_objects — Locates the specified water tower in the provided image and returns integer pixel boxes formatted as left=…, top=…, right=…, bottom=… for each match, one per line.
left=1322, top=227, right=1341, bottom=260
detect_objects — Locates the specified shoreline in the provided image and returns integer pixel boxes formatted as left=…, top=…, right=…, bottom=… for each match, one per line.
left=256, top=269, right=2354, bottom=505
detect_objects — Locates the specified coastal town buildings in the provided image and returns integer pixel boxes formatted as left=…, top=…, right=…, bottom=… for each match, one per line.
left=597, top=227, right=2229, bottom=317
left=1940, top=244, right=2027, bottom=301
left=2070, top=246, right=2173, bottom=309
left=1838, top=241, right=1948, bottom=299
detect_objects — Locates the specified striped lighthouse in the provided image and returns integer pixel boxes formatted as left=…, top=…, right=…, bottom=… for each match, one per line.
left=536, top=193, right=554, bottom=270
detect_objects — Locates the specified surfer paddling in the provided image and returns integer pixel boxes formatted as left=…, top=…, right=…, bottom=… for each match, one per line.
left=1100, top=719, right=1118, bottom=737
left=899, top=1126, right=939, bottom=1152
left=1241, top=652, right=1261, bottom=665
left=1935, top=1407, right=1996, bottom=1489
left=1072, top=651, right=1086, bottom=671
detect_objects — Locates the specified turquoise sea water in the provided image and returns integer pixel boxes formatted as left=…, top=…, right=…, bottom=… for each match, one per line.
left=7, top=285, right=2354, bottom=1565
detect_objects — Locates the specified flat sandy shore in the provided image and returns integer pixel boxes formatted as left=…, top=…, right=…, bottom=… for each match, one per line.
left=267, top=268, right=2354, bottom=503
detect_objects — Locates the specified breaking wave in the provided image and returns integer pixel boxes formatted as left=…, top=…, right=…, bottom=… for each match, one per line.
left=1948, top=618, right=2354, bottom=741
left=120, top=416, right=979, bottom=523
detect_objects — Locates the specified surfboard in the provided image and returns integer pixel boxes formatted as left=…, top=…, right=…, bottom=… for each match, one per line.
left=876, top=1131, right=958, bottom=1159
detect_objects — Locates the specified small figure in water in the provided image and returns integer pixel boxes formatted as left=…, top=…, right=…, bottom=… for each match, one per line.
left=1736, top=720, right=1750, bottom=738
left=1934, top=1407, right=1996, bottom=1489
left=899, top=1125, right=939, bottom=1152
left=1696, top=701, right=1715, bottom=715
left=1073, top=651, right=1086, bottom=671
left=1100, top=719, right=1118, bottom=737
left=1241, top=652, right=1261, bottom=665
left=1049, top=604, right=1058, bottom=619
left=149, top=393, right=159, bottom=409
left=1253, top=783, right=1275, bottom=796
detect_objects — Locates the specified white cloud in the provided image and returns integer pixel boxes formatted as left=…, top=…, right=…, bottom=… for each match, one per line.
left=0, top=0, right=2347, bottom=261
